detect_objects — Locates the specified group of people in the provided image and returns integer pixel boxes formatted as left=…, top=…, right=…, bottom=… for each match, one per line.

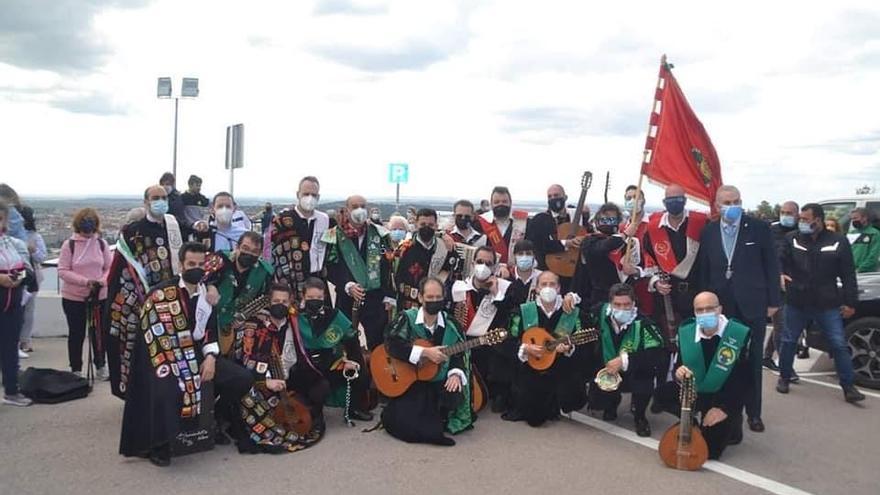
left=0, top=173, right=874, bottom=468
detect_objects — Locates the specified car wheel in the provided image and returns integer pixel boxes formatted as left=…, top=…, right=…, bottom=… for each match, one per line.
left=846, top=317, right=880, bottom=390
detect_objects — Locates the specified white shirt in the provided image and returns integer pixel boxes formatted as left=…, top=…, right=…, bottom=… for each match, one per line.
left=659, top=209, right=688, bottom=233
left=407, top=308, right=468, bottom=386
left=451, top=225, right=485, bottom=245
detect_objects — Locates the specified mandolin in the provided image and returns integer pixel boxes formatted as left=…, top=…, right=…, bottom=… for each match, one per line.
left=546, top=171, right=593, bottom=277
left=522, top=326, right=599, bottom=371
left=370, top=328, right=508, bottom=398
left=658, top=375, right=709, bottom=471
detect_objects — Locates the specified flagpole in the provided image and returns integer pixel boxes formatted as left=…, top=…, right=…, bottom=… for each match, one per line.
left=625, top=54, right=667, bottom=260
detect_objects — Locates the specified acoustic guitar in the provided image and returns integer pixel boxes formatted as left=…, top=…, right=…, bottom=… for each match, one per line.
left=546, top=171, right=593, bottom=277
left=658, top=375, right=709, bottom=471
left=521, top=326, right=599, bottom=371
left=370, top=328, right=508, bottom=398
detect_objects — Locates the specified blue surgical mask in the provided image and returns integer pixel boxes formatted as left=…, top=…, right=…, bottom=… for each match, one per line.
left=696, top=312, right=718, bottom=330
left=780, top=215, right=796, bottom=228
left=150, top=199, right=169, bottom=217
left=515, top=255, right=534, bottom=271
left=612, top=308, right=636, bottom=324
left=798, top=221, right=814, bottom=235
left=721, top=204, right=743, bottom=223
left=390, top=229, right=406, bottom=242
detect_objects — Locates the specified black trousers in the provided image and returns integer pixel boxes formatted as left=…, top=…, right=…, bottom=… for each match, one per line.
left=213, top=357, right=256, bottom=431
left=0, top=303, right=23, bottom=396
left=589, top=373, right=653, bottom=420
left=515, top=356, right=587, bottom=427
left=287, top=365, right=370, bottom=419
left=62, top=298, right=106, bottom=371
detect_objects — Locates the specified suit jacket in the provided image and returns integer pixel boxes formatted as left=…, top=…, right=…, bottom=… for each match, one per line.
left=698, top=215, right=780, bottom=321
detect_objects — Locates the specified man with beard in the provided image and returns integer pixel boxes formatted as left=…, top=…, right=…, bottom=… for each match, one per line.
left=393, top=208, right=457, bottom=311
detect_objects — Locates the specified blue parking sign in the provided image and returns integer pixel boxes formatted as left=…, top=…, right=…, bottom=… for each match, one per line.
left=388, top=163, right=409, bottom=184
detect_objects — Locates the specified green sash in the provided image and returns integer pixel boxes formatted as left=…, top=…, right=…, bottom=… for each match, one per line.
left=678, top=318, right=750, bottom=394
left=403, top=308, right=473, bottom=434
left=598, top=303, right=646, bottom=364
left=518, top=301, right=579, bottom=338
left=297, top=310, right=354, bottom=353
left=216, top=252, right=273, bottom=354
left=332, top=227, right=383, bottom=291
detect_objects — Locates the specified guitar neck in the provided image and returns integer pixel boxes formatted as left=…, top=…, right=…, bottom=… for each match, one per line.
left=678, top=377, right=696, bottom=443
left=546, top=329, right=597, bottom=350
left=442, top=336, right=490, bottom=357
left=570, top=187, right=589, bottom=231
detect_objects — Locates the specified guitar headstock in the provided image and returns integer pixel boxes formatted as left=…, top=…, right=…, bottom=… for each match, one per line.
left=483, top=328, right=509, bottom=346
left=581, top=171, right=593, bottom=190
left=571, top=327, right=599, bottom=345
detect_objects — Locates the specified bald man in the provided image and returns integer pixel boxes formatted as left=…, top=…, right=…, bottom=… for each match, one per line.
left=670, top=291, right=752, bottom=460
left=323, top=194, right=394, bottom=349
left=105, top=184, right=185, bottom=399
left=526, top=184, right=583, bottom=274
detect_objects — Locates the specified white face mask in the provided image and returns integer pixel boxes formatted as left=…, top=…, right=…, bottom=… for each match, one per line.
left=215, top=206, right=233, bottom=225
left=299, top=194, right=318, bottom=212
left=473, top=263, right=492, bottom=282
left=350, top=207, right=368, bottom=225
left=539, top=287, right=558, bottom=304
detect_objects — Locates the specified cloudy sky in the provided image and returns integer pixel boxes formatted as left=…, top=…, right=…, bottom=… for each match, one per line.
left=2, top=0, right=879, bottom=208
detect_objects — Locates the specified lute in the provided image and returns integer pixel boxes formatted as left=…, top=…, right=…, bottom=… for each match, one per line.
left=658, top=375, right=709, bottom=470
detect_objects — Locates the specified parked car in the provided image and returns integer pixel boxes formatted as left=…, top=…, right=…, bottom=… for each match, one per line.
left=806, top=271, right=880, bottom=389
left=817, top=196, right=880, bottom=231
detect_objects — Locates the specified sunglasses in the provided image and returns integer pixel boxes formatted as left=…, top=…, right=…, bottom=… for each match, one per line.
left=597, top=216, right=620, bottom=226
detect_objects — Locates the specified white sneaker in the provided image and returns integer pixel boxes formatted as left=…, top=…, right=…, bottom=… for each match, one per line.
left=95, top=367, right=110, bottom=381
left=18, top=349, right=29, bottom=359
left=3, top=393, right=33, bottom=407
left=72, top=371, right=83, bottom=378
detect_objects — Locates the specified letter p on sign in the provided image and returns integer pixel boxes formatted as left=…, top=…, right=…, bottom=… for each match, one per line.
left=388, top=163, right=409, bottom=184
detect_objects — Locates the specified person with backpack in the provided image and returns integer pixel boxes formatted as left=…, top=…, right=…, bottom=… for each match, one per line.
left=58, top=208, right=112, bottom=379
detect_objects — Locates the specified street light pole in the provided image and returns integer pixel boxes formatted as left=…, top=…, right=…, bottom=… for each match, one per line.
left=158, top=77, right=198, bottom=179
left=172, top=97, right=179, bottom=178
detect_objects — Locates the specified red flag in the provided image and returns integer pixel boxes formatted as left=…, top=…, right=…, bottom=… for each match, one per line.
left=641, top=57, right=723, bottom=210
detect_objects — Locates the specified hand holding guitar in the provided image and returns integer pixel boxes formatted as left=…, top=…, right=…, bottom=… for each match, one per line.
left=421, top=346, right=448, bottom=364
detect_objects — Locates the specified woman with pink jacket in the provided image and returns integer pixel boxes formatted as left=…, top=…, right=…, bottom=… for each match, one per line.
left=58, top=208, right=112, bottom=379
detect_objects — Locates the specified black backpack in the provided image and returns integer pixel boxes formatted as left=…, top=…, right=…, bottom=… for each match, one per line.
left=19, top=367, right=91, bottom=404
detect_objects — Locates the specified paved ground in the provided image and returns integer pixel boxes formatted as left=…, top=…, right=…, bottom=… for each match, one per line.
left=2, top=297, right=878, bottom=495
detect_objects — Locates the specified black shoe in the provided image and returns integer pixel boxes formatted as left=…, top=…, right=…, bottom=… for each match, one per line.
left=433, top=436, right=456, bottom=446
left=634, top=418, right=651, bottom=437
left=491, top=395, right=508, bottom=414
left=501, top=410, right=524, bottom=422
left=148, top=446, right=171, bottom=467
left=747, top=417, right=765, bottom=432
left=790, top=370, right=800, bottom=383
left=776, top=379, right=790, bottom=394
left=348, top=409, right=374, bottom=422
left=762, top=358, right=779, bottom=372
left=602, top=409, right=618, bottom=422
left=843, top=385, right=866, bottom=403
left=727, top=430, right=743, bottom=445
left=797, top=346, right=810, bottom=359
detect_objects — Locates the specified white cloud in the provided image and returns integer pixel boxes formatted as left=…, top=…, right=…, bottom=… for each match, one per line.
left=1, top=0, right=879, bottom=210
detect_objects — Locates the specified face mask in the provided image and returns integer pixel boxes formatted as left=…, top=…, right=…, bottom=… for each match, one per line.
left=548, top=197, right=566, bottom=212
left=515, top=255, right=534, bottom=271
left=237, top=252, right=258, bottom=269
left=624, top=198, right=635, bottom=210
left=270, top=303, right=290, bottom=320
left=798, top=221, right=814, bottom=235
left=423, top=300, right=444, bottom=316
left=597, top=225, right=618, bottom=235
left=454, top=216, right=471, bottom=230
left=79, top=218, right=97, bottom=234
left=852, top=220, right=865, bottom=230
left=492, top=205, right=511, bottom=218
left=298, top=194, right=318, bottom=212
left=163, top=185, right=173, bottom=195
left=695, top=312, right=718, bottom=330
left=612, top=307, right=636, bottom=324
left=539, top=287, right=558, bottom=304
left=418, top=226, right=435, bottom=243
left=721, top=204, right=743, bottom=223
left=182, top=267, right=205, bottom=285
left=350, top=207, right=368, bottom=224
left=303, top=300, right=323, bottom=316
left=149, top=199, right=169, bottom=218
left=371, top=213, right=381, bottom=222
left=390, top=229, right=407, bottom=242
left=215, top=206, right=233, bottom=225
left=663, top=196, right=686, bottom=216
left=473, top=263, right=492, bottom=282
left=780, top=215, right=796, bottom=228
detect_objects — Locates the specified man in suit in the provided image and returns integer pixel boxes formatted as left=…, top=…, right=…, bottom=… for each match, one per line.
left=698, top=185, right=780, bottom=437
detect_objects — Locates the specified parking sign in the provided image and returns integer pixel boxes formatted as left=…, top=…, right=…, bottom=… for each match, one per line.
left=388, top=163, right=409, bottom=184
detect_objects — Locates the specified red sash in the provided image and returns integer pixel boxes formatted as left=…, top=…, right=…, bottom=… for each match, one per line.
left=646, top=211, right=707, bottom=274
left=477, top=216, right=510, bottom=264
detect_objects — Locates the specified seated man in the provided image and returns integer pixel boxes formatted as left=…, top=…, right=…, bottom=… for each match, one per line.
left=119, top=242, right=252, bottom=467
left=510, top=271, right=590, bottom=427
left=588, top=283, right=666, bottom=437
left=287, top=277, right=373, bottom=428
left=382, top=276, right=472, bottom=446
left=671, top=291, right=751, bottom=460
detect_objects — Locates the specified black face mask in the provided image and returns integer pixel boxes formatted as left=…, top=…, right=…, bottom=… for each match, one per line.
left=454, top=216, right=471, bottom=230
left=182, top=268, right=205, bottom=285
left=548, top=198, right=566, bottom=212
left=423, top=300, right=444, bottom=316
left=237, top=252, right=258, bottom=269
left=418, top=226, right=435, bottom=243
left=492, top=205, right=510, bottom=218
left=269, top=303, right=289, bottom=319
left=597, top=225, right=618, bottom=235
left=304, top=299, right=324, bottom=316
left=852, top=220, right=865, bottom=230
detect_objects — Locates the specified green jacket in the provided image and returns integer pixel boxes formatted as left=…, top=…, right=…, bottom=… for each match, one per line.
left=850, top=225, right=880, bottom=273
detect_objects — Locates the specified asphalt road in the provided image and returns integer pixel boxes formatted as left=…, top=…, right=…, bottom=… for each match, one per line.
left=2, top=297, right=877, bottom=495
